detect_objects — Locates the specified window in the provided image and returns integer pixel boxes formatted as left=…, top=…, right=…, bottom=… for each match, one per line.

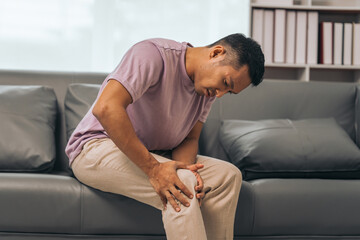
left=0, top=0, right=250, bottom=72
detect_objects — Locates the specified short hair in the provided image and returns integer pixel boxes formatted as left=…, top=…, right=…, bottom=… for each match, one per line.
left=208, top=33, right=265, bottom=86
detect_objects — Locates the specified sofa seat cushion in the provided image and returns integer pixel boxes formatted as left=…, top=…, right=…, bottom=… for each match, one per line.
left=0, top=173, right=81, bottom=234
left=239, top=178, right=360, bottom=236
left=0, top=85, right=57, bottom=172
left=80, top=185, right=164, bottom=235
left=220, top=118, right=360, bottom=180
left=0, top=173, right=164, bottom=235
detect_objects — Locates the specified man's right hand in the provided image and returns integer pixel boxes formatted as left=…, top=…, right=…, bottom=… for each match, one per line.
left=147, top=161, right=194, bottom=212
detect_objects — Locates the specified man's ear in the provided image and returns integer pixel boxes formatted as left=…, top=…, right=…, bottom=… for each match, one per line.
left=210, top=45, right=226, bottom=60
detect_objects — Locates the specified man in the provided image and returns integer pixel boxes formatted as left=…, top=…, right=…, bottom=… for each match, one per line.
left=66, top=33, right=264, bottom=240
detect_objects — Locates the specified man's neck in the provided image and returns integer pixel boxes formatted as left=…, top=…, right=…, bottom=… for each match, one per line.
left=185, top=47, right=206, bottom=83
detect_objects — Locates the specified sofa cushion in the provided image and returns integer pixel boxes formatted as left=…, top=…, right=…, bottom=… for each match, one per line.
left=0, top=85, right=57, bottom=172
left=0, top=173, right=81, bottom=233
left=243, top=178, right=360, bottom=236
left=0, top=172, right=165, bottom=236
left=219, top=118, right=360, bottom=180
left=200, top=81, right=357, bottom=164
left=64, top=84, right=100, bottom=140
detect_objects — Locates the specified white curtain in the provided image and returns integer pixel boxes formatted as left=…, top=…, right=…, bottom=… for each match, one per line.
left=0, top=0, right=250, bottom=73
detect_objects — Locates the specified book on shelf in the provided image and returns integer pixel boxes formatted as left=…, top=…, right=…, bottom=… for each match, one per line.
left=343, top=23, right=352, bottom=65
left=320, top=22, right=333, bottom=65
left=252, top=9, right=264, bottom=47
left=286, top=11, right=296, bottom=64
left=251, top=5, right=360, bottom=67
left=353, top=23, right=360, bottom=65
left=307, top=11, right=318, bottom=64
left=333, top=23, right=343, bottom=65
left=274, top=9, right=286, bottom=63
left=295, top=11, right=307, bottom=64
left=263, top=10, right=274, bottom=63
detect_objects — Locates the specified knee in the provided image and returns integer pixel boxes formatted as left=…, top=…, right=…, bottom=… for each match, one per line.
left=232, top=164, right=243, bottom=182
left=176, top=169, right=197, bottom=192
left=223, top=161, right=243, bottom=186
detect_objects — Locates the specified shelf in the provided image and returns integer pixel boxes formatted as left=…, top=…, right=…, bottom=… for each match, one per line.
left=251, top=4, right=360, bottom=12
left=251, top=0, right=360, bottom=83
left=265, top=63, right=360, bottom=70
left=265, top=63, right=306, bottom=68
left=263, top=64, right=360, bottom=82
left=310, top=68, right=359, bottom=82
left=309, top=64, right=360, bottom=70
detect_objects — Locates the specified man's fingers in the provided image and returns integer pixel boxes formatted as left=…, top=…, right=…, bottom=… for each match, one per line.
left=196, top=191, right=205, bottom=207
left=160, top=195, right=167, bottom=210
left=176, top=162, right=204, bottom=172
left=193, top=171, right=204, bottom=191
left=196, top=191, right=205, bottom=199
left=198, top=177, right=204, bottom=191
left=187, top=163, right=204, bottom=172
left=165, top=191, right=181, bottom=212
left=170, top=186, right=190, bottom=208
left=195, top=185, right=203, bottom=191
left=195, top=163, right=204, bottom=169
left=175, top=180, right=193, bottom=200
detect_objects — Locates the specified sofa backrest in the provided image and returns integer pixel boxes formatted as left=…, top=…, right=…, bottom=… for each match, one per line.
left=0, top=70, right=358, bottom=173
left=65, top=80, right=359, bottom=167
left=199, top=80, right=359, bottom=162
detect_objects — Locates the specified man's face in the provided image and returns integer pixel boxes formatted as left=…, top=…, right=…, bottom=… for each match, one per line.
left=193, top=61, right=251, bottom=98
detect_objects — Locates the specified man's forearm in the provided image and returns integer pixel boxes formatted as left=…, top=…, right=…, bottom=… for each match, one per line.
left=172, top=137, right=199, bottom=165
left=93, top=105, right=159, bottom=177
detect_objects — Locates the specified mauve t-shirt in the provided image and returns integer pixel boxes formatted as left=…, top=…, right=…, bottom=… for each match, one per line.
left=65, top=38, right=216, bottom=165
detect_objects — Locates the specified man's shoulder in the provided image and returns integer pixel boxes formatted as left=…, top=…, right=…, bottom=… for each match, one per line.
left=126, top=39, right=164, bottom=63
left=141, top=38, right=185, bottom=51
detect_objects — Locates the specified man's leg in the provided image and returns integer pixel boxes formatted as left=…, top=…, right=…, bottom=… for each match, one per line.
left=71, top=138, right=207, bottom=240
left=196, top=155, right=242, bottom=240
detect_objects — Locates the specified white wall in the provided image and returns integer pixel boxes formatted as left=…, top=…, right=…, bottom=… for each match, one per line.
left=0, top=0, right=250, bottom=73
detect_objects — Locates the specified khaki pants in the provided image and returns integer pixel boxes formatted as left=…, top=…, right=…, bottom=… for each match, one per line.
left=71, top=138, right=242, bottom=240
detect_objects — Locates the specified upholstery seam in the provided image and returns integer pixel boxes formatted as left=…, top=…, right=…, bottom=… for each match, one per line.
left=289, top=120, right=308, bottom=167
left=80, top=183, right=84, bottom=233
left=250, top=182, right=256, bottom=235
left=355, top=86, right=359, bottom=147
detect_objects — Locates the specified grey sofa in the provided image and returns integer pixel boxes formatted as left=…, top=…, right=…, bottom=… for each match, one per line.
left=1, top=70, right=360, bottom=240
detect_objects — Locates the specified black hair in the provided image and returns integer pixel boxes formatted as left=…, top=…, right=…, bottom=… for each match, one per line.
left=208, top=33, right=265, bottom=86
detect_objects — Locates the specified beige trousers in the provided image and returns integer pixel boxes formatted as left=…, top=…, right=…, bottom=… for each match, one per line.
left=71, top=138, right=242, bottom=240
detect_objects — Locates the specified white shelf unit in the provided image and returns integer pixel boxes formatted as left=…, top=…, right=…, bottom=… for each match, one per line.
left=250, top=0, right=360, bottom=82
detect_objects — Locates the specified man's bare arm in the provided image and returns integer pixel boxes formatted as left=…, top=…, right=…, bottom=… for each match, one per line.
left=172, top=121, right=203, bottom=165
left=172, top=121, right=205, bottom=205
left=92, top=79, right=193, bottom=211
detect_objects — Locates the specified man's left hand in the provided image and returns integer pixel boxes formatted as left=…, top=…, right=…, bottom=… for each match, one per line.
left=187, top=163, right=205, bottom=207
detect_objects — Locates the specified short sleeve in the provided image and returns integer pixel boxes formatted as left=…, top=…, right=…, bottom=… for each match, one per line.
left=106, top=41, right=163, bottom=103
left=198, top=97, right=216, bottom=123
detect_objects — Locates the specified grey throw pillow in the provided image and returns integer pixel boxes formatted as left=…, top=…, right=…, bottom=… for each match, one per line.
left=65, top=84, right=100, bottom=140
left=0, top=86, right=57, bottom=172
left=219, top=118, right=360, bottom=180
